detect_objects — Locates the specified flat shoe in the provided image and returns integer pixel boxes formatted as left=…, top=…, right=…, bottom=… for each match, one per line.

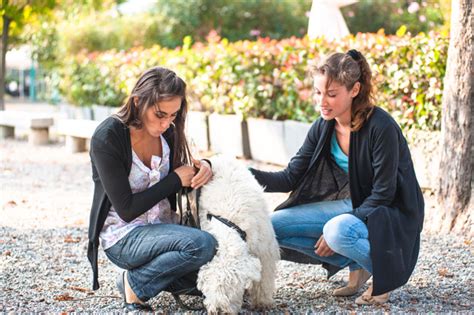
left=333, top=285, right=362, bottom=297
left=116, top=271, right=153, bottom=311
left=333, top=269, right=371, bottom=297
left=355, top=286, right=389, bottom=305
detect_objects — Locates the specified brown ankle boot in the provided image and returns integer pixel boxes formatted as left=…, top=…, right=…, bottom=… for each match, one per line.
left=332, top=269, right=371, bottom=296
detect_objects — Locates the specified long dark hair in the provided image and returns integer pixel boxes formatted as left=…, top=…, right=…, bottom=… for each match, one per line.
left=312, top=51, right=374, bottom=131
left=116, top=66, right=192, bottom=168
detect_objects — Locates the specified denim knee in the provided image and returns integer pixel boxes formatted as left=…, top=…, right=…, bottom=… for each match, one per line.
left=323, top=213, right=357, bottom=252
left=191, top=230, right=217, bottom=266
left=270, top=210, right=289, bottom=241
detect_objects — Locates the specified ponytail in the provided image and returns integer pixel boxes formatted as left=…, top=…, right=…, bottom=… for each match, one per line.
left=347, top=50, right=374, bottom=131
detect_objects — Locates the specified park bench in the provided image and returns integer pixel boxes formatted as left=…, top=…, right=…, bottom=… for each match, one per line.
left=56, top=119, right=100, bottom=153
left=0, top=110, right=54, bottom=145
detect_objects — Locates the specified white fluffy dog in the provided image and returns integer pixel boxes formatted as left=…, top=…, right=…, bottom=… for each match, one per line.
left=188, top=156, right=280, bottom=314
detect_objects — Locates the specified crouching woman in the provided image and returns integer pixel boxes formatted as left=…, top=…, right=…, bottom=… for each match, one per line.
left=250, top=50, right=424, bottom=304
left=87, top=67, right=216, bottom=311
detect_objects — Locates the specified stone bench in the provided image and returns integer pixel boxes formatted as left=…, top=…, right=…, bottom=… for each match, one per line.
left=0, top=111, right=54, bottom=145
left=56, top=119, right=100, bottom=153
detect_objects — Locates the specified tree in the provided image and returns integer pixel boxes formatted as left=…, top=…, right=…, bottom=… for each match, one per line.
left=435, top=0, right=473, bottom=235
left=1, top=0, right=56, bottom=110
left=1, top=0, right=122, bottom=109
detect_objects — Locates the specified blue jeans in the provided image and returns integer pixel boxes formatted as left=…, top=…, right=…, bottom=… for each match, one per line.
left=104, top=224, right=217, bottom=302
left=271, top=199, right=372, bottom=273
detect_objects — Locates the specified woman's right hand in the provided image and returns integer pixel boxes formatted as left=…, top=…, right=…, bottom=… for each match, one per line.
left=314, top=235, right=335, bottom=257
left=174, top=165, right=196, bottom=187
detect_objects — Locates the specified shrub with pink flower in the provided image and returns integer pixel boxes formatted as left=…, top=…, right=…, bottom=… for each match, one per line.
left=60, top=30, right=447, bottom=131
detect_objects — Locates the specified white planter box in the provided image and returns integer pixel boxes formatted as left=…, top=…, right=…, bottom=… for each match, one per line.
left=284, top=120, right=311, bottom=160
left=208, top=114, right=249, bottom=158
left=186, top=111, right=209, bottom=152
left=58, top=104, right=76, bottom=119
left=92, top=105, right=115, bottom=121
left=247, top=118, right=311, bottom=165
left=407, top=130, right=441, bottom=190
left=247, top=118, right=286, bottom=165
left=73, top=107, right=93, bottom=120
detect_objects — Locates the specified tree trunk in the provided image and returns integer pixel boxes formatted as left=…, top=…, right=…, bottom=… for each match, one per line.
left=0, top=14, right=10, bottom=111
left=436, top=0, right=473, bottom=236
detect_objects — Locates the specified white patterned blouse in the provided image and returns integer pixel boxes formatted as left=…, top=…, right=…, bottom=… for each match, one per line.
left=99, top=135, right=179, bottom=250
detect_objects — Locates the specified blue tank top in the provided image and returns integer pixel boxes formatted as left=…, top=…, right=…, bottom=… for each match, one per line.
left=331, top=131, right=349, bottom=173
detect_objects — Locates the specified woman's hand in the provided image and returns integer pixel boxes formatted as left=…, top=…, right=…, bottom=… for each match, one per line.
left=314, top=235, right=335, bottom=257
left=191, top=158, right=213, bottom=189
left=174, top=165, right=197, bottom=187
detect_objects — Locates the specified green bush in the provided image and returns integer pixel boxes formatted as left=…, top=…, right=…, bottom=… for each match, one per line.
left=55, top=0, right=309, bottom=53
left=154, top=0, right=309, bottom=44
left=59, top=13, right=159, bottom=54
left=53, top=0, right=446, bottom=55
left=60, top=31, right=448, bottom=131
left=342, top=0, right=445, bottom=35
left=60, top=54, right=127, bottom=107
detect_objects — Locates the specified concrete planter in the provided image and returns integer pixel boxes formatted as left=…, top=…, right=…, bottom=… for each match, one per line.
left=247, top=118, right=311, bottom=165
left=407, top=130, right=441, bottom=190
left=247, top=118, right=287, bottom=165
left=244, top=118, right=440, bottom=190
left=92, top=105, right=115, bottom=121
left=284, top=120, right=312, bottom=160
left=73, top=107, right=93, bottom=120
left=58, top=104, right=76, bottom=119
left=186, top=111, right=209, bottom=152
left=208, top=113, right=250, bottom=158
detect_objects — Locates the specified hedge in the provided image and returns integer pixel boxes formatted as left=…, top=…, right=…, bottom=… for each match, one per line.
left=59, top=31, right=448, bottom=131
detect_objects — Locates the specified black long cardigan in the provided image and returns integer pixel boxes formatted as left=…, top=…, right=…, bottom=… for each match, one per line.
left=250, top=107, right=424, bottom=295
left=87, top=117, right=181, bottom=290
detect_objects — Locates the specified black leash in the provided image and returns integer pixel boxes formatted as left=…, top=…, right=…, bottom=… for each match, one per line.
left=172, top=293, right=204, bottom=311
left=178, top=187, right=246, bottom=241
left=175, top=187, right=248, bottom=311
left=177, top=188, right=201, bottom=229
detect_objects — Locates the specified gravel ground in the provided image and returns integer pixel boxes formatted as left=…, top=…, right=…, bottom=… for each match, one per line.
left=1, top=138, right=473, bottom=313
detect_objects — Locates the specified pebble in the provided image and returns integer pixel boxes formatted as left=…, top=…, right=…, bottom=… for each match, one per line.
left=1, top=223, right=472, bottom=312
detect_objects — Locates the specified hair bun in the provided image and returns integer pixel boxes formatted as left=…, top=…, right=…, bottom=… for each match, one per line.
left=347, top=49, right=361, bottom=61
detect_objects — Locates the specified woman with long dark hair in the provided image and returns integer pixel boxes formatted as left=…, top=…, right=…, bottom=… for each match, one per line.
left=250, top=50, right=424, bottom=304
left=87, top=67, right=216, bottom=311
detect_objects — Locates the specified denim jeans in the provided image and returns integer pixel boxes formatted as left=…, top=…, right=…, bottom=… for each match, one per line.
left=104, top=223, right=217, bottom=302
left=271, top=199, right=372, bottom=273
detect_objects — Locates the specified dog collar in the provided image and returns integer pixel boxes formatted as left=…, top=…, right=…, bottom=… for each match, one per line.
left=207, top=213, right=247, bottom=241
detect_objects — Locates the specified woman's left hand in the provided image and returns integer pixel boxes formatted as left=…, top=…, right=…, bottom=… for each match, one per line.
left=190, top=158, right=213, bottom=189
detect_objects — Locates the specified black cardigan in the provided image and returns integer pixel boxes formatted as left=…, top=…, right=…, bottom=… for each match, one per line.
left=251, top=107, right=424, bottom=295
left=87, top=116, right=182, bottom=290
